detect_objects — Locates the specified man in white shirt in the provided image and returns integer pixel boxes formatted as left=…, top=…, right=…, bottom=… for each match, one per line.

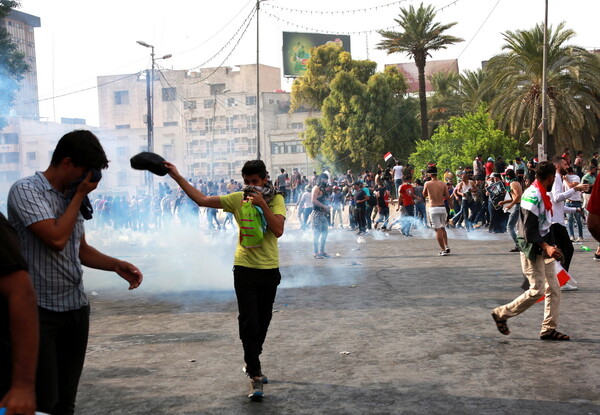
left=392, top=161, right=403, bottom=198
left=550, top=157, right=588, bottom=290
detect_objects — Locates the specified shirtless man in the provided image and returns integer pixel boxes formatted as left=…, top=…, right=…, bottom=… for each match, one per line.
left=423, top=165, right=451, bottom=256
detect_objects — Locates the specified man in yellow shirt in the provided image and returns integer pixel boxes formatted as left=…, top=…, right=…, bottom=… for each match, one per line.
left=164, top=160, right=285, bottom=401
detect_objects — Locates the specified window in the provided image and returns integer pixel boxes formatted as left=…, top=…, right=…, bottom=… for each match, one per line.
left=114, top=90, right=129, bottom=105
left=117, top=172, right=128, bottom=187
left=205, top=118, right=213, bottom=131
left=248, top=115, right=256, bottom=130
left=26, top=152, right=36, bottom=161
left=184, top=100, right=197, bottom=110
left=163, top=121, right=178, bottom=127
left=0, top=152, right=19, bottom=163
left=0, top=133, right=18, bottom=144
left=204, top=99, right=214, bottom=108
left=115, top=124, right=130, bottom=129
left=291, top=122, right=304, bottom=129
left=162, top=87, right=177, bottom=102
left=227, top=97, right=236, bottom=107
left=245, top=96, right=257, bottom=106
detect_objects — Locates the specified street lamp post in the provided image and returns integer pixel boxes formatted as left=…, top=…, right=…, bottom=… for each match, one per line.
left=540, top=0, right=549, bottom=161
left=256, top=0, right=268, bottom=160
left=136, top=40, right=171, bottom=196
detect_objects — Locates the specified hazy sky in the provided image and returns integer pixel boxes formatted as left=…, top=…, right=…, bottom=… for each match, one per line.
left=17, top=0, right=600, bottom=127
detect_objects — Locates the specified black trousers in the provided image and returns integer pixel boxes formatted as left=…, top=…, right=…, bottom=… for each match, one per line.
left=233, top=266, right=281, bottom=378
left=355, top=206, right=367, bottom=232
left=551, top=223, right=574, bottom=271
left=36, top=305, right=90, bottom=415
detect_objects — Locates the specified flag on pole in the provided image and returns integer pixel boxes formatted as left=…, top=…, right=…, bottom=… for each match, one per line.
left=383, top=152, right=393, bottom=162
left=535, top=262, right=575, bottom=303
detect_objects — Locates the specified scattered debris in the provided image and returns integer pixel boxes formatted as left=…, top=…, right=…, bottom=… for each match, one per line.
left=91, top=291, right=98, bottom=296
left=351, top=248, right=361, bottom=251
left=272, top=309, right=279, bottom=313
left=189, top=359, right=196, bottom=363
left=351, top=262, right=362, bottom=266
left=357, top=236, right=366, bottom=244
left=335, top=253, right=342, bottom=257
left=339, top=351, right=351, bottom=355
left=349, top=284, right=357, bottom=288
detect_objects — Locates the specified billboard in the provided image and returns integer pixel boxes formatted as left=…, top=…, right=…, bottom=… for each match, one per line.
left=385, top=59, right=459, bottom=93
left=282, top=32, right=351, bottom=77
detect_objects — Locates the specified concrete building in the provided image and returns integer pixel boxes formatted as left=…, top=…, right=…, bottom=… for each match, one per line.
left=96, top=64, right=318, bottom=195
left=2, top=9, right=41, bottom=120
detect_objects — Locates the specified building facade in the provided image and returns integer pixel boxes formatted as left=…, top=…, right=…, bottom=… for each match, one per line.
left=97, top=64, right=317, bottom=195
left=2, top=9, right=41, bottom=120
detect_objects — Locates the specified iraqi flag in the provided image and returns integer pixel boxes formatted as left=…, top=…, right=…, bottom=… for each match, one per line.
left=536, top=262, right=576, bottom=303
left=383, top=152, right=393, bottom=162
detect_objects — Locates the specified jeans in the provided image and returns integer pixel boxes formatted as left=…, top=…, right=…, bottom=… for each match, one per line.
left=36, top=305, right=90, bottom=415
left=507, top=203, right=520, bottom=246
left=301, top=207, right=312, bottom=230
left=233, top=266, right=281, bottom=378
left=374, top=206, right=389, bottom=229
left=566, top=201, right=583, bottom=239
left=331, top=207, right=343, bottom=228
left=401, top=204, right=414, bottom=235
left=414, top=203, right=427, bottom=227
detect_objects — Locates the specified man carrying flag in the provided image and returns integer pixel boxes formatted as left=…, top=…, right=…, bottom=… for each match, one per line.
left=491, top=161, right=570, bottom=341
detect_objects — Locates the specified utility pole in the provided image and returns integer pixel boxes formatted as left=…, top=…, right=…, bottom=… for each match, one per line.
left=137, top=40, right=171, bottom=196
left=540, top=0, right=548, bottom=161
left=256, top=0, right=268, bottom=160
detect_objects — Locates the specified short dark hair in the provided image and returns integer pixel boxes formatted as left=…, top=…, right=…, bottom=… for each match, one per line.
left=553, top=156, right=567, bottom=164
left=241, top=160, right=268, bottom=179
left=536, top=161, right=556, bottom=181
left=50, top=130, right=109, bottom=169
left=505, top=169, right=516, bottom=179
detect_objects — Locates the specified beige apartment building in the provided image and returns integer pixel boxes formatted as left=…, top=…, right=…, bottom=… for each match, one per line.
left=97, top=64, right=318, bottom=195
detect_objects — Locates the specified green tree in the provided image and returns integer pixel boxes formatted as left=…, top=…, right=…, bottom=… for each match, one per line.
left=483, top=22, right=600, bottom=154
left=0, top=0, right=30, bottom=130
left=292, top=44, right=419, bottom=173
left=409, top=105, right=524, bottom=173
left=377, top=3, right=463, bottom=141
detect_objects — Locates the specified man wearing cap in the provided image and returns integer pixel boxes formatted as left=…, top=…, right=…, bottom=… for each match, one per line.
left=473, top=155, right=483, bottom=178
left=423, top=166, right=451, bottom=256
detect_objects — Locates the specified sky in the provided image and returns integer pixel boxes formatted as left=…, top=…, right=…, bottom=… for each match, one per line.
left=16, top=0, right=600, bottom=127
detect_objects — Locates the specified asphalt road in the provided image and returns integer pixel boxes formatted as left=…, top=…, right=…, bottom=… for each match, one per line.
left=77, top=224, right=600, bottom=414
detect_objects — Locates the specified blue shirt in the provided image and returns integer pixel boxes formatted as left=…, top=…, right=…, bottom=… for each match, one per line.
left=8, top=171, right=87, bottom=312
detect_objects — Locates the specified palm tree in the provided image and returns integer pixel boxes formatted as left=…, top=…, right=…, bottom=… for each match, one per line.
left=483, top=22, right=600, bottom=154
left=377, top=3, right=463, bottom=140
left=429, top=69, right=491, bottom=133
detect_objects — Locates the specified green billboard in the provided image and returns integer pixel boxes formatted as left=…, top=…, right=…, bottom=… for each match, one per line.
left=282, top=32, right=351, bottom=77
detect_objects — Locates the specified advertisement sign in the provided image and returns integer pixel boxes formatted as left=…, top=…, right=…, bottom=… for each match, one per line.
left=282, top=31, right=351, bottom=77
left=385, top=59, right=459, bottom=93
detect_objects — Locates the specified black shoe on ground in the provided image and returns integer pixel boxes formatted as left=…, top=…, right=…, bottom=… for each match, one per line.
left=509, top=247, right=520, bottom=252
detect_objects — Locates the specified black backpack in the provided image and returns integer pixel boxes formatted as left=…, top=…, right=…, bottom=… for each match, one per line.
left=367, top=193, right=377, bottom=207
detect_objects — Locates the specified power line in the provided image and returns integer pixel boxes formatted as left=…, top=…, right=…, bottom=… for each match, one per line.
left=263, top=1, right=408, bottom=15
left=26, top=72, right=141, bottom=105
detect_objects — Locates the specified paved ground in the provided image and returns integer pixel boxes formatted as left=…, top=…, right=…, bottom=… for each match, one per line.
left=77, top=222, right=600, bottom=414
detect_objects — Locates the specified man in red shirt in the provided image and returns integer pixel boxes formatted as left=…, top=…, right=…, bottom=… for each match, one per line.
left=397, top=175, right=415, bottom=236
left=586, top=174, right=600, bottom=260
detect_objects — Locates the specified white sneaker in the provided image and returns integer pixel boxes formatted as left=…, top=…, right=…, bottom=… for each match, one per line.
left=561, top=283, right=578, bottom=291
left=576, top=237, right=584, bottom=242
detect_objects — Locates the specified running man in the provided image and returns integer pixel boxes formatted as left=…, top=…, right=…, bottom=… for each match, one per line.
left=164, top=159, right=285, bottom=401
left=423, top=166, right=451, bottom=256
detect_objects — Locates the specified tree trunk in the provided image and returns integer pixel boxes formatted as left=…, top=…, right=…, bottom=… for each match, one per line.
left=415, top=55, right=429, bottom=140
